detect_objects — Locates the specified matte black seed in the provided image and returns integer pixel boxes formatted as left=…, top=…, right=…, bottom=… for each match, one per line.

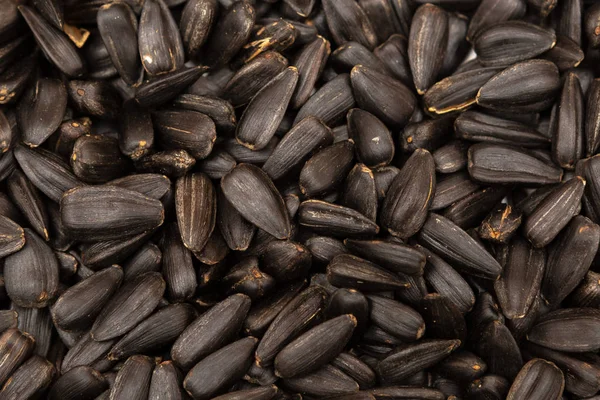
left=109, top=355, right=154, bottom=400
left=0, top=329, right=35, bottom=386
left=298, top=199, right=380, bottom=237
left=299, top=140, right=355, bottom=197
left=282, top=364, right=359, bottom=397
left=327, top=254, right=409, bottom=291
left=71, top=134, right=131, bottom=184
left=295, top=73, right=356, bottom=127
left=179, top=0, right=218, bottom=60
left=322, top=0, right=378, bottom=50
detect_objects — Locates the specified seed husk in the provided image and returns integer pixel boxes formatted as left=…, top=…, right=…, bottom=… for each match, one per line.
left=159, top=223, right=197, bottom=301
left=299, top=140, right=355, bottom=197
left=17, top=77, right=67, bottom=148
left=295, top=73, right=356, bottom=127
left=109, top=355, right=153, bottom=400
left=4, top=229, right=58, bottom=308
left=61, top=185, right=164, bottom=242
left=401, top=116, right=455, bottom=154
left=418, top=213, right=502, bottom=279
left=138, top=0, right=183, bottom=76
left=135, top=149, right=196, bottom=178
left=474, top=21, right=556, bottom=67
left=202, top=1, right=256, bottom=68
left=380, top=149, right=436, bottom=239
left=135, top=66, right=207, bottom=108
left=171, top=293, right=251, bottom=370
left=435, top=350, right=487, bottom=382
left=97, top=2, right=142, bottom=86
left=479, top=204, right=522, bottom=243
left=183, top=337, right=258, bottom=400
left=350, top=65, right=416, bottom=129
left=476, top=59, right=561, bottom=113
left=179, top=0, right=218, bottom=60
left=71, top=134, right=131, bottom=184
left=506, top=358, right=564, bottom=400
left=256, top=286, right=327, bottom=367
left=51, top=265, right=123, bottom=331
left=90, top=272, right=166, bottom=341
left=443, top=186, right=508, bottom=229
left=347, top=109, right=395, bottom=168
left=298, top=199, right=380, bottom=237
left=327, top=254, right=409, bottom=292
left=221, top=163, right=291, bottom=240
left=523, top=176, right=585, bottom=248
left=18, top=5, right=85, bottom=77
left=468, top=143, right=563, bottom=185
left=0, top=215, right=24, bottom=258
left=376, top=340, right=461, bottom=385
left=322, top=0, right=377, bottom=50
left=174, top=94, right=237, bottom=134
left=408, top=3, right=448, bottom=94
left=235, top=19, right=296, bottom=67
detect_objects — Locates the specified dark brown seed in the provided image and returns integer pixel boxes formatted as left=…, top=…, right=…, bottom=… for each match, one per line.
left=527, top=308, right=600, bottom=352
left=551, top=72, right=584, bottom=169
left=401, top=117, right=455, bottom=154
left=179, top=0, right=218, bottom=60
left=347, top=109, right=394, bottom=168
left=524, top=342, right=600, bottom=398
left=62, top=332, right=113, bottom=374
left=298, top=199, right=380, bottom=237
left=468, top=143, right=563, bottom=185
left=14, top=146, right=82, bottom=203
left=299, top=141, right=354, bottom=197
left=294, top=73, right=356, bottom=127
left=256, top=286, right=327, bottom=367
left=331, top=352, right=376, bottom=389
left=31, top=0, right=63, bottom=29
left=479, top=204, right=522, bottom=243
left=235, top=19, right=296, bottom=66
left=0, top=329, right=35, bottom=386
left=135, top=66, right=207, bottom=108
left=236, top=67, right=299, bottom=151
left=344, top=239, right=425, bottom=276
left=159, top=223, right=196, bottom=301
left=80, top=233, right=150, bottom=271
left=468, top=0, right=526, bottom=41
left=443, top=186, right=508, bottom=229
left=555, top=0, right=582, bottom=45
left=174, top=172, right=216, bottom=253
left=431, top=171, right=480, bottom=210
left=419, top=245, right=475, bottom=314
left=408, top=3, right=448, bottom=94
left=291, top=37, right=330, bottom=110
left=109, top=355, right=153, bottom=400
left=476, top=320, right=523, bottom=379
left=171, top=294, right=251, bottom=370
left=541, top=35, right=584, bottom=71
left=381, top=149, right=436, bottom=239
left=61, top=186, right=164, bottom=242
left=97, top=2, right=142, bottom=86
left=109, top=303, right=195, bottom=360
left=67, top=80, right=122, bottom=120
left=418, top=213, right=502, bottom=279
left=376, top=340, right=461, bottom=385
left=421, top=293, right=467, bottom=341
left=367, top=295, right=425, bottom=342
left=523, top=177, right=585, bottom=248
left=0, top=215, right=23, bottom=258
left=373, top=34, right=412, bottom=86
left=83, top=33, right=117, bottom=80
left=476, top=59, right=561, bottom=113
left=275, top=314, right=356, bottom=378
left=108, top=174, right=171, bottom=201
left=468, top=292, right=505, bottom=344
left=49, top=118, right=92, bottom=160
left=223, top=51, right=289, bottom=108
left=13, top=304, right=52, bottom=358
left=203, top=1, right=256, bottom=68
left=494, top=237, right=545, bottom=320
left=541, top=215, right=600, bottom=308
left=506, top=358, right=564, bottom=400
left=586, top=80, right=600, bottom=157
left=351, top=65, right=416, bottom=129
left=117, top=101, right=153, bottom=160
left=467, top=375, right=510, bottom=400
left=71, top=135, right=130, bottom=184
left=322, top=0, right=377, bottom=50
left=224, top=137, right=279, bottom=165
left=148, top=361, right=186, bottom=400
left=474, top=21, right=556, bottom=67
left=0, top=355, right=55, bottom=399
left=17, top=78, right=67, bottom=147
left=424, top=67, right=504, bottom=115
left=4, top=229, right=58, bottom=308
left=0, top=54, right=35, bottom=105
left=306, top=236, right=347, bottom=265
left=123, top=242, right=162, bottom=281
left=138, top=0, right=183, bottom=75
left=174, top=94, right=237, bottom=134
left=217, top=189, right=255, bottom=252
left=223, top=256, right=275, bottom=299
left=183, top=337, right=258, bottom=400
left=48, top=366, right=107, bottom=400
left=198, top=149, right=237, bottom=179
left=51, top=265, right=123, bottom=331
left=188, top=66, right=234, bottom=98
left=282, top=364, right=359, bottom=398
left=341, top=163, right=378, bottom=221
left=331, top=41, right=390, bottom=76
left=433, top=140, right=469, bottom=174
left=135, top=149, right=196, bottom=178
left=435, top=351, right=487, bottom=382
left=455, top=111, right=550, bottom=148
left=327, top=253, right=408, bottom=291
left=18, top=6, right=85, bottom=77
left=261, top=240, right=311, bottom=282
left=325, top=288, right=369, bottom=340
left=222, top=163, right=290, bottom=239
left=263, top=116, right=333, bottom=181
left=90, top=272, right=165, bottom=341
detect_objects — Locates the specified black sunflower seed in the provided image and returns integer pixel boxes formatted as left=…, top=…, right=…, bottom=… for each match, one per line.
left=421, top=293, right=467, bottom=341
left=290, top=36, right=330, bottom=110
left=298, top=199, right=380, bottom=237
left=109, top=355, right=154, bottom=400
left=135, top=66, right=207, bottom=108
left=433, top=140, right=469, bottom=173
left=368, top=294, right=425, bottom=342
left=373, top=34, right=412, bottom=86
left=327, top=253, right=409, bottom=292
left=71, top=134, right=131, bottom=183
left=148, top=361, right=187, bottom=400
left=282, top=364, right=359, bottom=398
left=401, top=116, right=454, bottom=153
left=541, top=35, right=584, bottom=71
left=174, top=94, right=237, bottom=134
left=159, top=223, right=197, bottom=301
left=479, top=204, right=522, bottom=243
left=135, top=149, right=196, bottom=178
left=235, top=19, right=296, bottom=67
left=47, top=366, right=107, bottom=400
left=467, top=374, right=510, bottom=400
left=527, top=308, right=600, bottom=352
left=347, top=109, right=395, bottom=168
left=0, top=328, right=35, bottom=386
left=506, top=358, right=564, bottom=400
left=551, top=72, right=584, bottom=169
left=435, top=350, right=487, bottom=382
left=0, top=355, right=55, bottom=399
left=179, top=0, right=218, bottom=60
left=299, top=140, right=354, bottom=197
left=295, top=73, right=356, bottom=127
left=468, top=0, right=526, bottom=42
left=322, top=0, right=378, bottom=50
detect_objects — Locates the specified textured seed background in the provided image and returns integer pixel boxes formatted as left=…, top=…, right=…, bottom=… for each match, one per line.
left=0, top=0, right=599, bottom=398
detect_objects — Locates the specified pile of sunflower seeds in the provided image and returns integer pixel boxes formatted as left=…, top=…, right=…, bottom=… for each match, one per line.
left=1, top=0, right=600, bottom=398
